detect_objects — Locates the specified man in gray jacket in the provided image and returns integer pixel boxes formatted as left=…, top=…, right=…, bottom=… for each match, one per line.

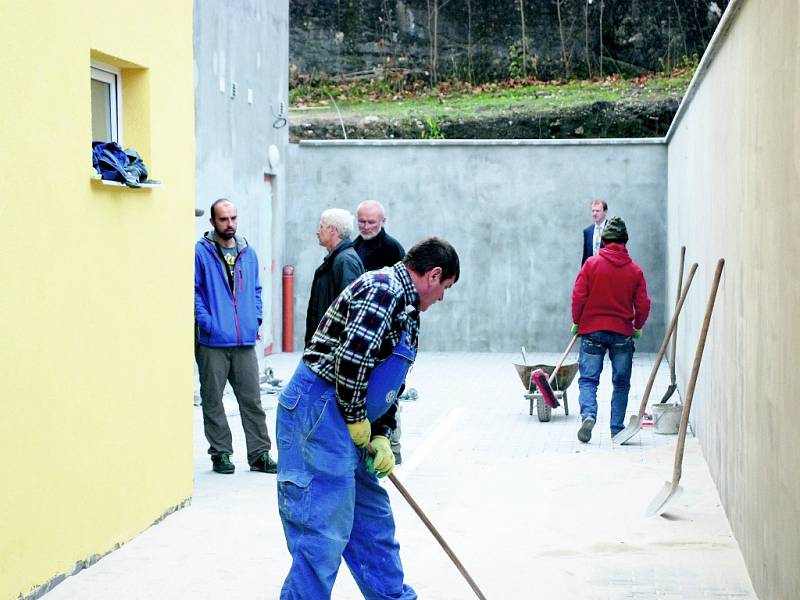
left=304, top=208, right=364, bottom=346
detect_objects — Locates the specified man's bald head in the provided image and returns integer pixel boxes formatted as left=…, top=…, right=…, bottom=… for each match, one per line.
left=357, top=199, right=387, bottom=240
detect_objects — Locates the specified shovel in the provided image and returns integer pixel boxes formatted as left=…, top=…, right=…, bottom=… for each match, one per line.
left=612, top=262, right=699, bottom=445
left=646, top=258, right=725, bottom=517
left=388, top=473, right=488, bottom=599
left=367, top=447, right=488, bottom=600
left=659, top=246, right=686, bottom=404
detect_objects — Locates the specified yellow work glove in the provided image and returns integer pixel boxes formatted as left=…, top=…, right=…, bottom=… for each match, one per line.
left=633, top=329, right=642, bottom=339
left=366, top=435, right=395, bottom=478
left=347, top=419, right=371, bottom=447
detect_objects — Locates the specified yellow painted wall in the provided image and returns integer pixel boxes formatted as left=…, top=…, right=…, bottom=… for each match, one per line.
left=666, top=0, right=799, bottom=598
left=0, top=2, right=195, bottom=598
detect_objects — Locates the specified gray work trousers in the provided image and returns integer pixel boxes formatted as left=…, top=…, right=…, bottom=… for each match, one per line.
left=195, top=343, right=272, bottom=465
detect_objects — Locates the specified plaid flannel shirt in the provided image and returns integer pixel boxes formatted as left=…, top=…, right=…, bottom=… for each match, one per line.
left=304, top=262, right=420, bottom=425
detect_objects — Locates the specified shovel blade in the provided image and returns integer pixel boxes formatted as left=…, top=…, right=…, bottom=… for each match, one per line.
left=646, top=482, right=683, bottom=517
left=612, top=414, right=642, bottom=445
left=658, top=383, right=677, bottom=404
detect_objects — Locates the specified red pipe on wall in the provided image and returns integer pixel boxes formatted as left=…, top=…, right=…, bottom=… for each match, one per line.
left=282, top=265, right=294, bottom=352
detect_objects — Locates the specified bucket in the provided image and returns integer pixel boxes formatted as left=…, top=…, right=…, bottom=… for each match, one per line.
left=651, top=403, right=682, bottom=435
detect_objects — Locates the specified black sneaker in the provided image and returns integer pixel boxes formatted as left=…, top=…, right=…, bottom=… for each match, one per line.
left=211, top=453, right=235, bottom=474
left=250, top=451, right=277, bottom=474
left=577, top=417, right=596, bottom=443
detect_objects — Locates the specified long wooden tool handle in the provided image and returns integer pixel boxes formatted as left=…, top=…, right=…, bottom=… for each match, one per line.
left=547, top=334, right=579, bottom=387
left=672, top=258, right=725, bottom=484
left=388, top=473, right=488, bottom=600
left=633, top=263, right=699, bottom=419
left=669, top=246, right=686, bottom=385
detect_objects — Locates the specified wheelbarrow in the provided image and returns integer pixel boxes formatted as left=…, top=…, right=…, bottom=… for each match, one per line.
left=512, top=361, right=579, bottom=422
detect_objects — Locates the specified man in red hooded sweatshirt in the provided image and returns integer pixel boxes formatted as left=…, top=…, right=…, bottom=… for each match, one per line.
left=571, top=216, right=651, bottom=443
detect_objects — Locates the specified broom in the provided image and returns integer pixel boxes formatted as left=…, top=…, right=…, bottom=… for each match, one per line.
left=531, top=334, right=579, bottom=408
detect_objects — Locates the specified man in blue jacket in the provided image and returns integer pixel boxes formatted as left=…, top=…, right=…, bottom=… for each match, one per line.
left=195, top=198, right=276, bottom=474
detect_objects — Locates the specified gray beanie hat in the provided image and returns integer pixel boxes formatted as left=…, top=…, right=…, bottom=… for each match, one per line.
left=601, top=216, right=628, bottom=243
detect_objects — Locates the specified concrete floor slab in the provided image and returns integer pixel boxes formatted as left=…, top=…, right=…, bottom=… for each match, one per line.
left=44, top=352, right=757, bottom=599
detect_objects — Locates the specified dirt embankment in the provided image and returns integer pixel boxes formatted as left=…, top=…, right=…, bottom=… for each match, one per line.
left=290, top=98, right=680, bottom=141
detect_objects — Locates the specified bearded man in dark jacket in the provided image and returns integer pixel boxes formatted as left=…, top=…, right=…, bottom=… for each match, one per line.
left=353, top=199, right=410, bottom=463
left=353, top=200, right=405, bottom=271
left=305, top=208, right=364, bottom=346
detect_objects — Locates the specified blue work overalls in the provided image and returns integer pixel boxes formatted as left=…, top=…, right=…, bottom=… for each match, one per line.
left=276, top=333, right=417, bottom=600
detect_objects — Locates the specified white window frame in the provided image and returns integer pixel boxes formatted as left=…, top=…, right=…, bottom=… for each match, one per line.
left=91, top=62, right=123, bottom=143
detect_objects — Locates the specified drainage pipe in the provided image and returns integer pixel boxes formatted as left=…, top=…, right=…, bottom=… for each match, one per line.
left=282, top=265, right=294, bottom=352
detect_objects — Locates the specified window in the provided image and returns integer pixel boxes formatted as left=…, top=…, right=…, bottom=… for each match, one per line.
left=91, top=63, right=122, bottom=143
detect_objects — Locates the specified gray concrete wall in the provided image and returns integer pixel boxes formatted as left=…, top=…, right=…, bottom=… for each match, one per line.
left=194, top=0, right=289, bottom=354
left=665, top=0, right=799, bottom=598
left=286, top=139, right=667, bottom=352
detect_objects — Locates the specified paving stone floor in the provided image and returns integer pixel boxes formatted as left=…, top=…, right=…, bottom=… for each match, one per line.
left=44, top=351, right=758, bottom=600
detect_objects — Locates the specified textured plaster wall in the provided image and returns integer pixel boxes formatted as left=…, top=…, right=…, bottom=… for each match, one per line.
left=286, top=140, right=667, bottom=352
left=666, top=0, right=800, bottom=598
left=0, top=2, right=195, bottom=598
left=194, top=0, right=290, bottom=354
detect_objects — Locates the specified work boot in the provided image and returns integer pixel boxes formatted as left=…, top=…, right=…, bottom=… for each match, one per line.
left=250, top=451, right=277, bottom=474
left=211, top=453, right=235, bottom=474
left=577, top=417, right=596, bottom=443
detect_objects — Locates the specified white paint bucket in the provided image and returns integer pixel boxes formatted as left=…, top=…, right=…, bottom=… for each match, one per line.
left=651, top=403, right=682, bottom=434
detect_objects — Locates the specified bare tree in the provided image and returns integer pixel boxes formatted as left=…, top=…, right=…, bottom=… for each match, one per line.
left=556, top=0, right=570, bottom=79
left=378, top=0, right=392, bottom=67
left=584, top=0, right=592, bottom=77
left=425, top=0, right=455, bottom=84
left=466, top=0, right=474, bottom=83
left=599, top=0, right=604, bottom=77
left=519, top=0, right=528, bottom=79
left=425, top=0, right=437, bottom=83
left=672, top=0, right=688, bottom=59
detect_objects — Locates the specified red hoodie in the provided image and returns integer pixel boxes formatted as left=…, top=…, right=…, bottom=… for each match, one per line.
left=571, top=243, right=651, bottom=336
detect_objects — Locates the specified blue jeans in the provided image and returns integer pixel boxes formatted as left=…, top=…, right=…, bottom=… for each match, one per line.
left=577, top=331, right=635, bottom=435
left=276, top=362, right=416, bottom=600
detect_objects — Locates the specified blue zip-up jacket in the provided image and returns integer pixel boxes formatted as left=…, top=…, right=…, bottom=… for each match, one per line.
left=195, top=232, right=262, bottom=347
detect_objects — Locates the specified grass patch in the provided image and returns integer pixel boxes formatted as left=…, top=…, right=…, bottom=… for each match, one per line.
left=291, top=68, right=694, bottom=123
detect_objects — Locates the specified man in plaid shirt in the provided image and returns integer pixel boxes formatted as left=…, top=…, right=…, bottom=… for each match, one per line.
left=276, top=237, right=460, bottom=600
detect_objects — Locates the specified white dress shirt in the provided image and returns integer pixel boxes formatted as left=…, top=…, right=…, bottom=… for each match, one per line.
left=592, top=219, right=607, bottom=255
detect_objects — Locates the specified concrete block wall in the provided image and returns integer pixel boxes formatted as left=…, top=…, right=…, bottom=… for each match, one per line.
left=193, top=0, right=290, bottom=354
left=285, top=139, right=667, bottom=353
left=665, top=0, right=799, bottom=597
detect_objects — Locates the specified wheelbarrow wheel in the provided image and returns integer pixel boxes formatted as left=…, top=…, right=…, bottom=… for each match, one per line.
left=537, top=397, right=552, bottom=422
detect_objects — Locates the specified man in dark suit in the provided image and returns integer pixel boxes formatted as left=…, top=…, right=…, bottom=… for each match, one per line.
left=582, top=199, right=609, bottom=265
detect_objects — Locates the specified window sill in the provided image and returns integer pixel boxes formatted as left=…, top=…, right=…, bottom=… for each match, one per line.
left=91, top=175, right=162, bottom=188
